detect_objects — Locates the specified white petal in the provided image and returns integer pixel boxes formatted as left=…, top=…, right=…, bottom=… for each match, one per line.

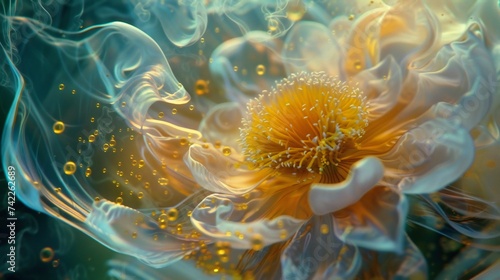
left=308, top=157, right=384, bottom=215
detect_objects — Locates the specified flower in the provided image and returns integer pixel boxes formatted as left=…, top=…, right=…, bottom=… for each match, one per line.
left=2, top=0, right=500, bottom=279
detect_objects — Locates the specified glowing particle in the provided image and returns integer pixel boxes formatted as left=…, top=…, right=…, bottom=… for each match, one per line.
left=354, top=60, right=362, bottom=70
left=256, top=65, right=266, bottom=76
left=233, top=66, right=238, bottom=72
left=40, top=247, right=55, bottom=263
left=53, top=121, right=65, bottom=134
left=200, top=37, right=205, bottom=43
left=109, top=138, right=116, bottom=147
left=96, top=102, right=100, bottom=108
left=280, top=229, right=288, bottom=240
left=121, top=102, right=126, bottom=107
left=132, top=232, right=137, bottom=239
left=103, top=143, right=109, bottom=151
left=63, top=161, right=77, bottom=175
left=138, top=159, right=145, bottom=168
left=52, top=259, right=60, bottom=268
left=137, top=192, right=144, bottom=199
left=215, top=27, right=220, bottom=33
left=268, top=18, right=279, bottom=31
left=88, top=135, right=95, bottom=142
left=85, top=167, right=92, bottom=177
left=172, top=108, right=177, bottom=115
left=71, top=89, right=76, bottom=95
left=102, top=168, right=107, bottom=174
left=158, top=213, right=168, bottom=229
left=222, top=147, right=232, bottom=156
left=195, top=80, right=209, bottom=95
left=90, top=117, right=95, bottom=123
left=129, top=135, right=134, bottom=140
left=180, top=138, right=189, bottom=146
left=94, top=196, right=100, bottom=202
left=167, top=208, right=179, bottom=221
left=58, top=84, right=64, bottom=90
left=158, top=177, right=169, bottom=186
left=144, top=182, right=150, bottom=189
left=348, top=14, right=355, bottom=20
left=320, top=224, right=329, bottom=234
left=189, top=105, right=194, bottom=111
left=115, top=197, right=123, bottom=205
left=286, top=1, right=306, bottom=21
left=250, top=234, right=264, bottom=251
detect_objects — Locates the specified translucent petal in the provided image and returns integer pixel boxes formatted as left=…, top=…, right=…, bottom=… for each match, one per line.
left=209, top=31, right=286, bottom=103
left=309, top=157, right=384, bottom=215
left=185, top=144, right=271, bottom=194
left=333, top=187, right=408, bottom=252
left=198, top=102, right=243, bottom=151
left=381, top=118, right=474, bottom=194
left=282, top=21, right=343, bottom=78
left=281, top=215, right=361, bottom=280
left=353, top=235, right=428, bottom=279
left=190, top=192, right=305, bottom=249
left=86, top=200, right=188, bottom=268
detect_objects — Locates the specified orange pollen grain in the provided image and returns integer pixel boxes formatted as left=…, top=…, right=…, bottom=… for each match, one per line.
left=239, top=71, right=368, bottom=174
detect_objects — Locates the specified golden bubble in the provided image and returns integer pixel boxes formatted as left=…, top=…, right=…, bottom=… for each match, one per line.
left=52, top=259, right=60, bottom=268
left=63, top=161, right=77, bottom=175
left=132, top=232, right=137, bottom=239
left=189, top=105, right=194, bottom=111
left=153, top=234, right=158, bottom=241
left=268, top=18, right=279, bottom=31
left=54, top=187, right=62, bottom=193
left=277, top=220, right=284, bottom=228
left=280, top=229, right=288, bottom=240
left=53, top=121, right=65, bottom=134
left=85, top=167, right=92, bottom=177
left=354, top=60, right=362, bottom=70
left=40, top=247, right=55, bottom=263
left=90, top=117, right=95, bottom=123
left=286, top=1, right=306, bottom=21
left=102, top=168, right=107, bottom=174
left=320, top=224, right=329, bottom=234
left=96, top=102, right=100, bottom=108
left=137, top=192, right=144, bottom=199
left=256, top=64, right=266, bottom=76
left=115, top=197, right=123, bottom=205
left=233, top=66, right=238, bottom=72
left=94, top=196, right=100, bottom=202
left=171, top=108, right=177, bottom=115
left=157, top=111, right=165, bottom=119
left=129, top=135, right=134, bottom=141
left=88, top=135, right=95, bottom=142
left=180, top=138, right=189, bottom=146
left=163, top=190, right=169, bottom=196
left=71, top=89, right=76, bottom=95
left=215, top=27, right=220, bottom=33
left=214, top=140, right=222, bottom=149
left=58, top=84, right=65, bottom=90
left=144, top=182, right=150, bottom=189
left=250, top=234, right=264, bottom=251
left=103, top=143, right=109, bottom=151
left=158, top=177, right=169, bottom=186
left=348, top=14, right=355, bottom=20
left=194, top=79, right=209, bottom=95
left=222, top=147, right=232, bottom=156
left=121, top=101, right=126, bottom=107
left=109, top=139, right=116, bottom=147
left=138, top=159, right=145, bottom=168
left=158, top=213, right=168, bottom=229
left=167, top=208, right=179, bottom=221
left=200, top=37, right=205, bottom=43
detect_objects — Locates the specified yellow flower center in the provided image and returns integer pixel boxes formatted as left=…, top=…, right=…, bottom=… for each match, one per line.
left=240, top=72, right=368, bottom=176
